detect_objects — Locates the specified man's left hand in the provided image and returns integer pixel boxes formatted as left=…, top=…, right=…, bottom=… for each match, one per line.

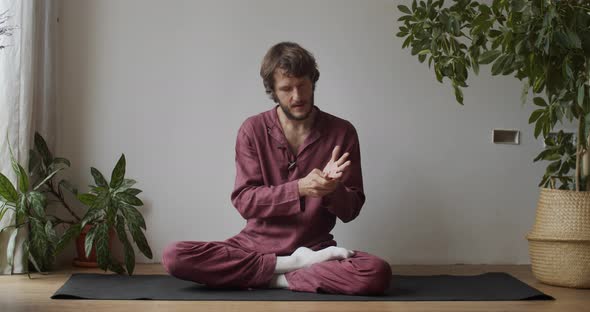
left=322, top=146, right=351, bottom=180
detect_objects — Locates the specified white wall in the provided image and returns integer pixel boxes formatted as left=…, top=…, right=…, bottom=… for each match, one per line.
left=56, top=0, right=552, bottom=266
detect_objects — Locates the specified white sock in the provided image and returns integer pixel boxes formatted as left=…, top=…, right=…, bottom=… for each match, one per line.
left=268, top=274, right=289, bottom=289
left=274, top=246, right=354, bottom=274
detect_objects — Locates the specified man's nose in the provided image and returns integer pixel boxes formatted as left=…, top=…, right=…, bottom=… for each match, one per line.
left=292, top=87, right=301, bottom=101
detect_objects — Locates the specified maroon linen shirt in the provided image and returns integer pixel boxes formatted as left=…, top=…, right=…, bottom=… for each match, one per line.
left=226, top=105, right=365, bottom=256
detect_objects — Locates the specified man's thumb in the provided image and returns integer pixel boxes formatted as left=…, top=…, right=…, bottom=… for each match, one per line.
left=312, top=168, right=325, bottom=177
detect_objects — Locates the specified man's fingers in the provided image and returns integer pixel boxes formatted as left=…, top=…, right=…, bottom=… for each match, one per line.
left=337, top=160, right=351, bottom=172
left=331, top=146, right=341, bottom=162
left=335, top=152, right=350, bottom=166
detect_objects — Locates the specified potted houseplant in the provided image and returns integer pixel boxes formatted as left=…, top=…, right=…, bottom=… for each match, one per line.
left=1, top=133, right=78, bottom=275
left=0, top=132, right=152, bottom=276
left=75, top=154, right=153, bottom=274
left=397, top=0, right=590, bottom=288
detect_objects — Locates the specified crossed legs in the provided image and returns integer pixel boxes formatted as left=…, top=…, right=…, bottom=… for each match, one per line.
left=162, top=241, right=391, bottom=295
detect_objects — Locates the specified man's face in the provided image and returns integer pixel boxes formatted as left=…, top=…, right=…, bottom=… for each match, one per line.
left=273, top=69, right=314, bottom=121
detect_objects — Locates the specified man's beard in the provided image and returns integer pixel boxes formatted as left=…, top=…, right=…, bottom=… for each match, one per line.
left=278, top=94, right=315, bottom=121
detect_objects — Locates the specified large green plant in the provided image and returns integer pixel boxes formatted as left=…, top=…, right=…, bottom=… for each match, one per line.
left=76, top=154, right=153, bottom=275
left=397, top=0, right=590, bottom=190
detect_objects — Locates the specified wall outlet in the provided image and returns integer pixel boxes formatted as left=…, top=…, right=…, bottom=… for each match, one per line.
left=493, top=129, right=520, bottom=145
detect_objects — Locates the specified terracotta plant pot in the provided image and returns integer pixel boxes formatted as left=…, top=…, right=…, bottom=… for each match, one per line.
left=73, top=224, right=116, bottom=268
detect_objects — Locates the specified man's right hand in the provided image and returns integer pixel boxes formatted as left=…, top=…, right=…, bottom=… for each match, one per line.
left=298, top=169, right=341, bottom=198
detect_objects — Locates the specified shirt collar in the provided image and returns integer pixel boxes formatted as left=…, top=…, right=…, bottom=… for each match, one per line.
left=266, top=104, right=324, bottom=149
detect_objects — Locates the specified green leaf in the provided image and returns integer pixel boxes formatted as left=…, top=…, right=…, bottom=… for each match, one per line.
left=529, top=109, right=544, bottom=124
left=402, top=36, right=413, bottom=49
left=116, top=215, right=135, bottom=275
left=91, top=167, right=108, bottom=188
left=28, top=150, right=41, bottom=175
left=110, top=154, right=126, bottom=189
left=0, top=204, right=9, bottom=223
left=94, top=223, right=110, bottom=270
left=27, top=246, right=44, bottom=274
left=56, top=224, right=81, bottom=253
left=545, top=154, right=561, bottom=161
left=6, top=227, right=18, bottom=268
left=109, top=259, right=125, bottom=275
left=89, top=186, right=109, bottom=196
left=547, top=160, right=562, bottom=174
left=398, top=5, right=411, bottom=14
left=124, top=188, right=142, bottom=196
left=91, top=191, right=110, bottom=210
left=128, top=222, right=152, bottom=259
left=534, top=116, right=545, bottom=139
left=501, top=55, right=515, bottom=75
left=84, top=225, right=98, bottom=258
left=563, top=61, right=573, bottom=80
left=22, top=240, right=30, bottom=277
left=30, top=218, right=48, bottom=261
left=534, top=147, right=557, bottom=162
left=50, top=157, right=71, bottom=168
left=117, top=193, right=143, bottom=206
left=45, top=220, right=58, bottom=245
left=78, top=193, right=97, bottom=207
left=33, top=168, right=64, bottom=191
left=533, top=97, right=548, bottom=107
left=521, top=80, right=530, bottom=105
left=453, top=84, right=464, bottom=105
left=16, top=194, right=27, bottom=224
left=533, top=76, right=545, bottom=93
left=397, top=15, right=413, bottom=22
left=120, top=203, right=146, bottom=230
left=0, top=172, right=18, bottom=202
left=578, top=84, right=585, bottom=108
left=16, top=164, right=29, bottom=193
left=478, top=50, right=501, bottom=65
left=491, top=55, right=507, bottom=76
left=472, top=57, right=479, bottom=75
left=81, top=208, right=104, bottom=229
left=115, top=179, right=136, bottom=193
left=27, top=191, right=46, bottom=218
left=34, top=132, right=52, bottom=168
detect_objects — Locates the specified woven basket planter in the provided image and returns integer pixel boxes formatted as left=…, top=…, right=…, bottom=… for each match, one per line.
left=527, top=187, right=590, bottom=288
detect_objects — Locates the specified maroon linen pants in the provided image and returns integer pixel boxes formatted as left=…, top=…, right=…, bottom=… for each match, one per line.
left=161, top=240, right=392, bottom=295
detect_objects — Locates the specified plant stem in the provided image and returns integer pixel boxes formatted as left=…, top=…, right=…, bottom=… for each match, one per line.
left=587, top=57, right=590, bottom=191
left=576, top=114, right=582, bottom=191
left=47, top=215, right=75, bottom=225
left=48, top=179, right=82, bottom=221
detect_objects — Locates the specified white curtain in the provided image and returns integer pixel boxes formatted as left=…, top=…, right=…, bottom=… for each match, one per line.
left=0, top=0, right=58, bottom=274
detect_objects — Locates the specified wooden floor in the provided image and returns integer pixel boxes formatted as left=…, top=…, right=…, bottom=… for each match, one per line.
left=0, top=264, right=588, bottom=312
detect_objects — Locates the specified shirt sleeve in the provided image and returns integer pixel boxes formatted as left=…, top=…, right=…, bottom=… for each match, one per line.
left=322, top=124, right=366, bottom=223
left=230, top=123, right=303, bottom=219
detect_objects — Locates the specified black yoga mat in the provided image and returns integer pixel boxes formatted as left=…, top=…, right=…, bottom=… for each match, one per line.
left=51, top=272, right=553, bottom=301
